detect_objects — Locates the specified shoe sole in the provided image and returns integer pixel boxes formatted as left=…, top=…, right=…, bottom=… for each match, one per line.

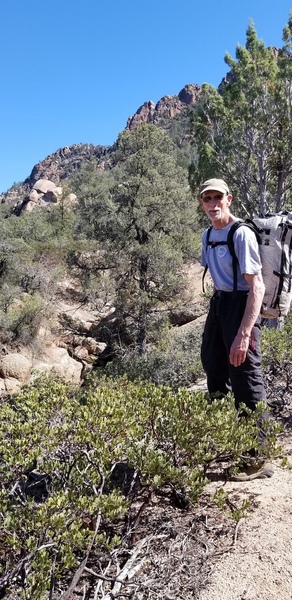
left=229, top=463, right=274, bottom=482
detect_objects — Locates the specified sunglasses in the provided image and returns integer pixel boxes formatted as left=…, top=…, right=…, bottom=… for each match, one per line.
left=201, top=193, right=227, bottom=203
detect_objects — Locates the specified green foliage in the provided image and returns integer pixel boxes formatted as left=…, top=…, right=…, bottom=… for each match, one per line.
left=71, top=161, right=118, bottom=243
left=0, top=205, right=75, bottom=344
left=0, top=373, right=279, bottom=598
left=0, top=204, right=76, bottom=245
left=72, top=124, right=197, bottom=353
left=104, top=322, right=205, bottom=388
left=0, top=292, right=45, bottom=345
left=261, top=312, right=292, bottom=400
left=110, top=126, right=197, bottom=346
left=189, top=17, right=292, bottom=215
left=213, top=487, right=250, bottom=522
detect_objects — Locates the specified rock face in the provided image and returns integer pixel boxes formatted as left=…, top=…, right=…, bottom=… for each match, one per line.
left=26, top=144, right=110, bottom=187
left=178, top=84, right=202, bottom=105
left=126, top=101, right=156, bottom=130
left=32, top=346, right=83, bottom=383
left=0, top=290, right=111, bottom=393
left=0, top=143, right=111, bottom=211
left=13, top=178, right=78, bottom=214
left=0, top=83, right=202, bottom=209
left=126, top=84, right=201, bottom=130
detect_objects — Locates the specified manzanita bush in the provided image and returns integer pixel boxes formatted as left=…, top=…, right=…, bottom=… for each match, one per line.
left=0, top=374, right=280, bottom=598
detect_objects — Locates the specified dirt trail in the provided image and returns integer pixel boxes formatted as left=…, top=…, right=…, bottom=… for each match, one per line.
left=200, top=433, right=292, bottom=600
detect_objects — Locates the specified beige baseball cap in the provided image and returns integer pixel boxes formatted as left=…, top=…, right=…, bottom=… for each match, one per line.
left=200, top=178, right=229, bottom=196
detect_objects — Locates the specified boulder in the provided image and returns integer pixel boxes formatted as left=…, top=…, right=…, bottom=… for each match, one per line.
left=168, top=303, right=203, bottom=326
left=83, top=337, right=107, bottom=355
left=64, top=192, right=77, bottom=208
left=0, top=377, right=22, bottom=395
left=39, top=190, right=59, bottom=204
left=28, top=189, right=42, bottom=203
left=0, top=353, right=32, bottom=382
left=21, top=179, right=63, bottom=212
left=32, top=346, right=83, bottom=383
left=33, top=179, right=60, bottom=194
left=74, top=345, right=89, bottom=360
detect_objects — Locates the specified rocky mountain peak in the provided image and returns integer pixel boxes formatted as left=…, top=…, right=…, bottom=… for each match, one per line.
left=126, top=83, right=201, bottom=130
left=0, top=83, right=202, bottom=210
left=0, top=143, right=111, bottom=211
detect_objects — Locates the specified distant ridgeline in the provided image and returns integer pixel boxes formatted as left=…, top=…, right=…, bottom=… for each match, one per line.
left=0, top=83, right=202, bottom=213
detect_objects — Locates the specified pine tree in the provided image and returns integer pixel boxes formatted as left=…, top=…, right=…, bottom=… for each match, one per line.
left=189, top=17, right=292, bottom=216
left=74, top=125, right=196, bottom=354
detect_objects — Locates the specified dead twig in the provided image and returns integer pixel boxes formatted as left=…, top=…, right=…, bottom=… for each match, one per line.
left=0, top=542, right=55, bottom=593
left=86, top=534, right=168, bottom=599
left=60, top=509, right=102, bottom=600
left=233, top=517, right=244, bottom=546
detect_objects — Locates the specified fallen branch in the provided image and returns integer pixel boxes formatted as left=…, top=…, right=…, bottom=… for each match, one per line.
left=102, top=536, right=149, bottom=599
left=85, top=534, right=168, bottom=599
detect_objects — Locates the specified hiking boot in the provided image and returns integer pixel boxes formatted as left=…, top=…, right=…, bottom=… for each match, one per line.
left=228, top=461, right=274, bottom=481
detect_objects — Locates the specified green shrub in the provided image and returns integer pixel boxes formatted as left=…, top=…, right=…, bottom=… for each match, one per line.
left=104, top=324, right=205, bottom=388
left=0, top=374, right=280, bottom=598
left=0, top=293, right=45, bottom=345
left=261, top=312, right=292, bottom=404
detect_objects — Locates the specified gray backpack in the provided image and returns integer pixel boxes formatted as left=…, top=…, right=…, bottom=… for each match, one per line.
left=204, top=211, right=292, bottom=318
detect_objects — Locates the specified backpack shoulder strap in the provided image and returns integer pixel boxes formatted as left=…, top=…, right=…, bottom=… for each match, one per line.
left=202, top=222, right=243, bottom=292
left=202, top=220, right=260, bottom=293
left=206, top=226, right=212, bottom=245
left=202, top=226, right=212, bottom=293
left=226, top=220, right=261, bottom=291
left=226, top=222, right=242, bottom=292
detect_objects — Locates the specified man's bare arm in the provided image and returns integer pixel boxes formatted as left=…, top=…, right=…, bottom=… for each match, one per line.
left=229, top=273, right=265, bottom=367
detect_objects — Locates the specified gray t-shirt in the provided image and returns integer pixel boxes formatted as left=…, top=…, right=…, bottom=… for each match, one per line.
left=201, top=220, right=262, bottom=291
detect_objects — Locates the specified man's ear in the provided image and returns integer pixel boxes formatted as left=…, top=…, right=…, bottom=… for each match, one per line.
left=226, top=193, right=233, bottom=206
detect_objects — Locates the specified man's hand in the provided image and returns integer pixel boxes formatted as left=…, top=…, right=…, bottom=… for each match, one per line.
left=229, top=272, right=264, bottom=367
left=229, top=333, right=250, bottom=367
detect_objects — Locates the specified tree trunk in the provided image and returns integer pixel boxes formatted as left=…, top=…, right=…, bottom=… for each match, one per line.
left=136, top=312, right=147, bottom=356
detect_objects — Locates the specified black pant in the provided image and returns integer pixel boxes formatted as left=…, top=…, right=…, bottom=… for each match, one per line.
left=201, top=291, right=266, bottom=411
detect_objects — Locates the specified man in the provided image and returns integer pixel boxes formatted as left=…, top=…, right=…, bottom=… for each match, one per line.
left=199, top=178, right=273, bottom=480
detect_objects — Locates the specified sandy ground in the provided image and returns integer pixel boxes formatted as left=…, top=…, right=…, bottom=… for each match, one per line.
left=200, top=433, right=292, bottom=600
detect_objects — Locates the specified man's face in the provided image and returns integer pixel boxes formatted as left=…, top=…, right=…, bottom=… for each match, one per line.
left=199, top=189, right=232, bottom=226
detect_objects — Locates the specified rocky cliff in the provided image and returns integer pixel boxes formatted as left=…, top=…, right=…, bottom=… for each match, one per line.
left=126, top=83, right=201, bottom=130
left=0, top=83, right=202, bottom=210
left=0, top=143, right=112, bottom=212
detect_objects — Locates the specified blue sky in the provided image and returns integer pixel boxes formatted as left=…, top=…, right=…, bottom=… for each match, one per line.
left=1, top=0, right=292, bottom=193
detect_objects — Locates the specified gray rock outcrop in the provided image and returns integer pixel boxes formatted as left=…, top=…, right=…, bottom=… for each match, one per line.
left=10, top=178, right=78, bottom=214
left=126, top=84, right=201, bottom=130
